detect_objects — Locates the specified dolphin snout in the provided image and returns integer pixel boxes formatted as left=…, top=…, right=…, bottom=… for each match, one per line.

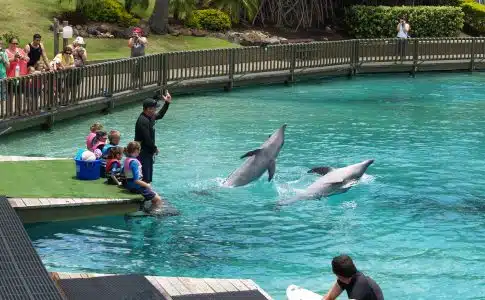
left=366, top=159, right=375, bottom=165
left=281, top=124, right=287, bottom=130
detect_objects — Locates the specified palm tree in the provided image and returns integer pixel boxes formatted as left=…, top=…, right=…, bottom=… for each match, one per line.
left=170, top=0, right=199, bottom=21
left=150, top=0, right=169, bottom=33
left=206, top=0, right=259, bottom=23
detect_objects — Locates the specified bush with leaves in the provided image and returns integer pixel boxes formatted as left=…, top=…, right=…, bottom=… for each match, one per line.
left=186, top=9, right=231, bottom=31
left=345, top=5, right=464, bottom=38
left=460, top=0, right=485, bottom=34
left=1, top=32, right=19, bottom=44
left=80, top=0, right=139, bottom=27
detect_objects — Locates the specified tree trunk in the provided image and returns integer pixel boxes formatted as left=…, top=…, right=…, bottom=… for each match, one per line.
left=150, top=0, right=169, bottom=34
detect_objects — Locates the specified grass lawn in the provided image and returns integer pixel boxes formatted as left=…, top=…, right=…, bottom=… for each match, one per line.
left=0, top=160, right=138, bottom=198
left=1, top=0, right=238, bottom=61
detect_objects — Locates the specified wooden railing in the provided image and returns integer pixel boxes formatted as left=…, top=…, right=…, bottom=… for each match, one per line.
left=1, top=37, right=484, bottom=121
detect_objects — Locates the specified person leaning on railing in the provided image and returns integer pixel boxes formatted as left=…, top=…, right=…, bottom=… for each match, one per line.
left=52, top=46, right=75, bottom=106
left=71, top=37, right=87, bottom=102
left=5, top=37, right=29, bottom=77
left=24, top=33, right=50, bottom=73
left=0, top=39, right=9, bottom=102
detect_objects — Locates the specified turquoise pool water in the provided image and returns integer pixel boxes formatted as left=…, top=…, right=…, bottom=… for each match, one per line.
left=2, top=73, right=485, bottom=299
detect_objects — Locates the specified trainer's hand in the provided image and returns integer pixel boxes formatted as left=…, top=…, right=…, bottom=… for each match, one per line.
left=162, top=91, right=172, bottom=103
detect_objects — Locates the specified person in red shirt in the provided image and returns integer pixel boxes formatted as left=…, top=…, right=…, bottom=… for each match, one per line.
left=5, top=37, right=29, bottom=78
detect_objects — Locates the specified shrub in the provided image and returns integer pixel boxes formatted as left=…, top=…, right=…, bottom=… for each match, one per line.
left=80, top=0, right=139, bottom=27
left=460, top=0, right=485, bottom=34
left=1, top=32, right=19, bottom=44
left=345, top=6, right=464, bottom=38
left=186, top=9, right=231, bottom=31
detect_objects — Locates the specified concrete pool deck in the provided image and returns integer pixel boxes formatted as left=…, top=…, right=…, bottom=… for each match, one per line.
left=49, top=272, right=274, bottom=300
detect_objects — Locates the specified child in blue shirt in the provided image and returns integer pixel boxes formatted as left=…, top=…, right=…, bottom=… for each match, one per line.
left=102, top=130, right=121, bottom=157
left=123, top=141, right=163, bottom=213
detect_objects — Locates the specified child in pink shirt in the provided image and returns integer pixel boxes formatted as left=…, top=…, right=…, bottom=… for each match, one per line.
left=86, top=122, right=103, bottom=149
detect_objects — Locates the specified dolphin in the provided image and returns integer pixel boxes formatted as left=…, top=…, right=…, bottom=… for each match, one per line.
left=222, top=124, right=287, bottom=188
left=277, top=159, right=374, bottom=206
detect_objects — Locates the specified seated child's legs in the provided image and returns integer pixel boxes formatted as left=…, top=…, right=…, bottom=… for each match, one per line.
left=134, top=187, right=162, bottom=211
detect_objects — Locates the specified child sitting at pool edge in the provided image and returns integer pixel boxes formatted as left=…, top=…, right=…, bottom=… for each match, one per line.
left=86, top=122, right=103, bottom=149
left=102, top=130, right=121, bottom=157
left=123, top=141, right=163, bottom=213
left=105, top=146, right=124, bottom=186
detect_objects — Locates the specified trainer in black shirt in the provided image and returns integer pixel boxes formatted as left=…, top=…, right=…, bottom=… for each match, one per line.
left=134, top=91, right=172, bottom=183
left=322, top=255, right=383, bottom=300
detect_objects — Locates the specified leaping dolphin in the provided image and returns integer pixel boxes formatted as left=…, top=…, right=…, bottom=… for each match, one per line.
left=222, top=124, right=287, bottom=188
left=277, top=159, right=374, bottom=206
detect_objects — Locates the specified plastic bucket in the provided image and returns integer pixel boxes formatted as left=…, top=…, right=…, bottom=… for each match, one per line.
left=75, top=159, right=101, bottom=180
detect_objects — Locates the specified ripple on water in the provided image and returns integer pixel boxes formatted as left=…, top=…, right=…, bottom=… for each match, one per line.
left=4, top=73, right=485, bottom=299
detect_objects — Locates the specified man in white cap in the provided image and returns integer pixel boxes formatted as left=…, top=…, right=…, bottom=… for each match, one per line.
left=72, top=36, right=87, bottom=68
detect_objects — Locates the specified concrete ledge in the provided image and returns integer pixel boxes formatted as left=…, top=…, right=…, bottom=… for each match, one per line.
left=9, top=198, right=141, bottom=224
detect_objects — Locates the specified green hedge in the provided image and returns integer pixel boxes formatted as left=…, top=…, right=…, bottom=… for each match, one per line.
left=80, top=0, right=139, bottom=27
left=460, top=0, right=485, bottom=34
left=345, top=6, right=464, bottom=38
left=186, top=9, right=231, bottom=31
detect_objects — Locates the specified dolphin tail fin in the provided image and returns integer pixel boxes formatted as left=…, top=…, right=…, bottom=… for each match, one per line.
left=268, top=159, right=276, bottom=182
left=240, top=148, right=262, bottom=159
left=308, top=166, right=333, bottom=176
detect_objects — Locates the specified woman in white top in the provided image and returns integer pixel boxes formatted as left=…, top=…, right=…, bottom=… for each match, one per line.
left=396, top=17, right=410, bottom=38
left=396, top=16, right=410, bottom=62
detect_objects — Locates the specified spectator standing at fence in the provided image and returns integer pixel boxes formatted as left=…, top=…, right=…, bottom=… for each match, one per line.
left=5, top=38, right=29, bottom=77
left=134, top=91, right=172, bottom=184
left=396, top=16, right=410, bottom=62
left=128, top=28, right=147, bottom=88
left=0, top=40, right=9, bottom=79
left=72, top=37, right=87, bottom=68
left=128, top=27, right=147, bottom=58
left=25, top=34, right=50, bottom=73
left=71, top=37, right=87, bottom=101
left=0, top=39, right=9, bottom=103
left=54, top=46, right=75, bottom=69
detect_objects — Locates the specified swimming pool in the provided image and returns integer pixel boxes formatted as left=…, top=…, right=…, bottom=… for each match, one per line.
left=2, top=72, right=485, bottom=299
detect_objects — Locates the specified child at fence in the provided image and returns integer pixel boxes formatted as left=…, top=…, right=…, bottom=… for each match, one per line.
left=105, top=146, right=124, bottom=186
left=123, top=141, right=163, bottom=213
left=86, top=122, right=103, bottom=149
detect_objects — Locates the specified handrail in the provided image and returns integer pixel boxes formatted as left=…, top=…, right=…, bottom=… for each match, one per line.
left=1, top=37, right=483, bottom=122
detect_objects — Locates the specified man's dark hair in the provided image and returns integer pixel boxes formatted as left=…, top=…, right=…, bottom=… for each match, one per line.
left=33, top=34, right=41, bottom=40
left=332, top=255, right=358, bottom=278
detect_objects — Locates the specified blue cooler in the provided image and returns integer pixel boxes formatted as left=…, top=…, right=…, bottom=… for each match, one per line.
left=75, top=159, right=101, bottom=180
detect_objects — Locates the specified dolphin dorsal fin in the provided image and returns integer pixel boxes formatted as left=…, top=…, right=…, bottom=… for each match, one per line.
left=240, top=148, right=262, bottom=159
left=308, top=166, right=333, bottom=176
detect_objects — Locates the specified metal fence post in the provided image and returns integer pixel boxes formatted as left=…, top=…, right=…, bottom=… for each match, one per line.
left=412, top=38, right=419, bottom=76
left=352, top=39, right=360, bottom=76
left=162, top=54, right=168, bottom=93
left=288, top=44, right=296, bottom=84
left=470, top=38, right=476, bottom=72
left=225, top=48, right=235, bottom=91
